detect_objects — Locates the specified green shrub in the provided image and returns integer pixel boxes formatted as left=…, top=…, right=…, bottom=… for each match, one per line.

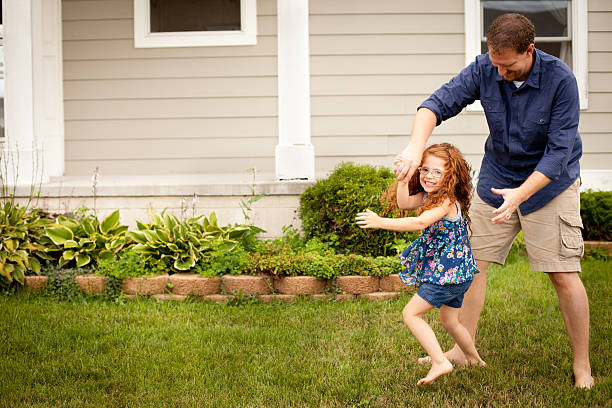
left=244, top=245, right=298, bottom=277
left=94, top=249, right=168, bottom=280
left=194, top=244, right=251, bottom=277
left=373, top=256, right=402, bottom=277
left=295, top=252, right=335, bottom=280
left=580, top=190, right=611, bottom=241
left=299, top=162, right=415, bottom=257
left=244, top=243, right=335, bottom=279
left=333, top=254, right=379, bottom=277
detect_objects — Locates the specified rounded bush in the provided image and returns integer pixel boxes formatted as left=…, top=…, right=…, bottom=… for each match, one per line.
left=299, top=162, right=412, bottom=256
left=580, top=190, right=611, bottom=241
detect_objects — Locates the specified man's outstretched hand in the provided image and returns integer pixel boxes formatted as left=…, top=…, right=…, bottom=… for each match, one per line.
left=490, top=187, right=524, bottom=224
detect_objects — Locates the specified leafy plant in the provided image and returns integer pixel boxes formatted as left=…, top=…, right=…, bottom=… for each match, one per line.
left=128, top=208, right=249, bottom=273
left=244, top=245, right=299, bottom=277
left=333, top=254, right=379, bottom=277
left=580, top=190, right=611, bottom=241
left=44, top=210, right=129, bottom=268
left=94, top=249, right=168, bottom=280
left=239, top=167, right=265, bottom=224
left=40, top=262, right=88, bottom=301
left=269, top=226, right=335, bottom=256
left=295, top=252, right=335, bottom=280
left=0, top=202, right=56, bottom=287
left=373, top=256, right=402, bottom=277
left=299, top=162, right=413, bottom=257
left=194, top=244, right=251, bottom=277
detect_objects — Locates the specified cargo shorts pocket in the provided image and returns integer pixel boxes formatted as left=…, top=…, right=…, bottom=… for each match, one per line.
left=559, top=212, right=584, bottom=258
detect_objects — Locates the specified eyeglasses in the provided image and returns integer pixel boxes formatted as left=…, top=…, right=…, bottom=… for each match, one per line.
left=418, top=167, right=444, bottom=179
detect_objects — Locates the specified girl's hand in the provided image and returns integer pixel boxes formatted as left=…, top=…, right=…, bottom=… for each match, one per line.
left=355, top=209, right=382, bottom=229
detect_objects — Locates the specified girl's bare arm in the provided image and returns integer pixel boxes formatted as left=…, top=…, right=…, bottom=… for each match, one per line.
left=356, top=199, right=453, bottom=232
left=395, top=180, right=424, bottom=210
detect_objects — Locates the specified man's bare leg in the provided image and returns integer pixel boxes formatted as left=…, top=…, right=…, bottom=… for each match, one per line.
left=419, top=259, right=489, bottom=365
left=548, top=272, right=594, bottom=389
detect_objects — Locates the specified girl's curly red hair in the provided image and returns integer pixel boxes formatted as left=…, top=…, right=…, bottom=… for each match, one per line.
left=382, top=143, right=474, bottom=225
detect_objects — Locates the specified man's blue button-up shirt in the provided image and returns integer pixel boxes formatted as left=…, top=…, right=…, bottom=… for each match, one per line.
left=419, top=49, right=582, bottom=215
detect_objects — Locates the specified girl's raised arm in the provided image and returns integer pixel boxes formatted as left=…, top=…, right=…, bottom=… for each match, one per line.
left=356, top=199, right=453, bottom=232
left=396, top=179, right=425, bottom=210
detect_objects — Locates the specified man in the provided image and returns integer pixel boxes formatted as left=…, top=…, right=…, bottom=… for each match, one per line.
left=394, top=13, right=594, bottom=388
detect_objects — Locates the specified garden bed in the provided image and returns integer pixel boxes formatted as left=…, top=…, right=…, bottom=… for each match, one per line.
left=23, top=273, right=414, bottom=302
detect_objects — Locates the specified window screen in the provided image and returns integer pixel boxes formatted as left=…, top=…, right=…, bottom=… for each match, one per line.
left=150, top=0, right=241, bottom=33
left=480, top=1, right=572, bottom=67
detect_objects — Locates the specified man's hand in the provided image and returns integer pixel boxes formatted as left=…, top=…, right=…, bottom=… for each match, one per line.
left=490, top=187, right=524, bottom=224
left=393, top=153, right=421, bottom=183
left=355, top=209, right=383, bottom=229
left=490, top=172, right=551, bottom=224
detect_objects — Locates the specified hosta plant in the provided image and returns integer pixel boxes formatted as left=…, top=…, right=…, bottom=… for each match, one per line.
left=45, top=210, right=129, bottom=268
left=128, top=209, right=249, bottom=273
left=0, top=202, right=56, bottom=287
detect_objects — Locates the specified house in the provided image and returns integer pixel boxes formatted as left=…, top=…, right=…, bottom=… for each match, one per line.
left=1, top=0, right=610, bottom=237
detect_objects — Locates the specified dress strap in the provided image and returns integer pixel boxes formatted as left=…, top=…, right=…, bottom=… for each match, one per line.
left=443, top=200, right=462, bottom=221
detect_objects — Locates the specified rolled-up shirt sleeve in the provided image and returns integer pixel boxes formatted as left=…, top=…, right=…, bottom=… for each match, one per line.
left=418, top=59, right=482, bottom=125
left=534, top=75, right=580, bottom=180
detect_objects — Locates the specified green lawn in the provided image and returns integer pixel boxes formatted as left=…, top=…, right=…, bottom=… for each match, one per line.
left=1, top=253, right=610, bottom=407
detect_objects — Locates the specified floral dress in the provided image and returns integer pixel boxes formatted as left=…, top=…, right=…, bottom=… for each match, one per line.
left=399, top=201, right=478, bottom=287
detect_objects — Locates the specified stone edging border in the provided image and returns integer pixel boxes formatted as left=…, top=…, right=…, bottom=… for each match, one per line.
left=23, top=274, right=415, bottom=303
left=585, top=240, right=612, bottom=253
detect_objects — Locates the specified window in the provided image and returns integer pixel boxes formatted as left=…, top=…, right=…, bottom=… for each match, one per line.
left=465, top=0, right=588, bottom=109
left=481, top=1, right=572, bottom=67
left=134, top=0, right=257, bottom=48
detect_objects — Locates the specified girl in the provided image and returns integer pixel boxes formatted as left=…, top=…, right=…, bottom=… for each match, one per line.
left=355, top=143, right=485, bottom=386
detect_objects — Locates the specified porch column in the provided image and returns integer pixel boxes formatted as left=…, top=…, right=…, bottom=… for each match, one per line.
left=2, top=0, right=64, bottom=186
left=275, top=0, right=315, bottom=180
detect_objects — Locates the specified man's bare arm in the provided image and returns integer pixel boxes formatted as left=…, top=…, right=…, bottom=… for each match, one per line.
left=394, top=108, right=437, bottom=182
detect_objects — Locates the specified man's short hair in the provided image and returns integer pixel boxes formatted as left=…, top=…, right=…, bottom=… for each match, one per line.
left=487, top=13, right=535, bottom=54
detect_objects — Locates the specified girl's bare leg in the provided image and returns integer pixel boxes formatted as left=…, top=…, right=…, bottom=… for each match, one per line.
left=419, top=261, right=488, bottom=366
left=439, top=305, right=486, bottom=366
left=402, top=295, right=453, bottom=385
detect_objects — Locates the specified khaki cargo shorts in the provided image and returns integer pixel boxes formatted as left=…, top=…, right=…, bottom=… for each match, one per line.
left=469, top=179, right=583, bottom=272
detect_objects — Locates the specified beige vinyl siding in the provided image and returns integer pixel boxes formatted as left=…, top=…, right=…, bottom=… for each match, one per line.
left=583, top=0, right=612, bottom=170
left=309, top=0, right=485, bottom=175
left=309, top=0, right=612, bottom=176
left=62, top=0, right=278, bottom=176
left=62, top=0, right=611, bottom=177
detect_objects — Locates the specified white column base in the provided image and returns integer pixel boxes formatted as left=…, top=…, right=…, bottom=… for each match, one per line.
left=275, top=144, right=315, bottom=180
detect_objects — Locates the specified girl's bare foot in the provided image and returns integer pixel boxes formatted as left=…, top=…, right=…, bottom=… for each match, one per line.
left=417, top=357, right=453, bottom=386
left=418, top=346, right=468, bottom=366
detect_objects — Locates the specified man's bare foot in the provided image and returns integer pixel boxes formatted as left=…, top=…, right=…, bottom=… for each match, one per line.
left=417, top=357, right=453, bottom=386
left=574, top=372, right=594, bottom=389
left=467, top=358, right=486, bottom=367
left=418, top=346, right=468, bottom=366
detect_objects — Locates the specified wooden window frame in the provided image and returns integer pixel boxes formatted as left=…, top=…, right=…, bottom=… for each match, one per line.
left=134, top=0, right=257, bottom=48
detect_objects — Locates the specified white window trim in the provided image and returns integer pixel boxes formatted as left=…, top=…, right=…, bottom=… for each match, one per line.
left=465, top=0, right=588, bottom=111
left=133, top=0, right=257, bottom=48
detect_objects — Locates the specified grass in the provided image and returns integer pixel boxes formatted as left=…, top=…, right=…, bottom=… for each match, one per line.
left=0, top=251, right=610, bottom=407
